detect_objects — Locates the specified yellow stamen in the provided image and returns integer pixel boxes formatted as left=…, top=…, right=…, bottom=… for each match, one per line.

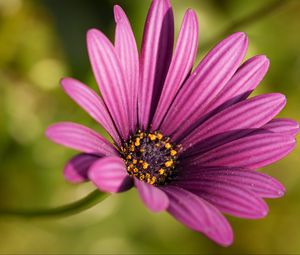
left=132, top=159, right=137, bottom=164
left=142, top=162, right=149, bottom=169
left=165, top=160, right=173, bottom=167
left=135, top=138, right=140, bottom=146
left=159, top=169, right=165, bottom=175
left=150, top=176, right=156, bottom=185
left=170, top=150, right=177, bottom=156
left=148, top=134, right=157, bottom=141
left=157, top=133, right=163, bottom=140
left=165, top=143, right=171, bottom=149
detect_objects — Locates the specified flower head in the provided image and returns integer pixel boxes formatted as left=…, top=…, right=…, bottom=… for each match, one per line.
left=46, top=0, right=298, bottom=246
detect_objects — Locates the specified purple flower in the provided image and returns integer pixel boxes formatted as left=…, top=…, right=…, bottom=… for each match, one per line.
left=46, top=0, right=298, bottom=246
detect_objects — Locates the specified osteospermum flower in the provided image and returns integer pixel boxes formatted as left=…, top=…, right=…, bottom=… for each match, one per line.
left=46, top=0, right=298, bottom=246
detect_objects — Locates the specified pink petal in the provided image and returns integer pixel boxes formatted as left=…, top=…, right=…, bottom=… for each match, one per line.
left=87, top=29, right=129, bottom=140
left=174, top=178, right=269, bottom=219
left=134, top=178, right=169, bottom=213
left=61, top=78, right=121, bottom=145
left=163, top=186, right=233, bottom=246
left=152, top=9, right=199, bottom=130
left=46, top=122, right=118, bottom=156
left=178, top=168, right=285, bottom=198
left=161, top=32, right=248, bottom=141
left=64, top=153, right=99, bottom=183
left=198, top=55, right=270, bottom=122
left=188, top=133, right=296, bottom=169
left=181, top=93, right=286, bottom=156
left=88, top=156, right=133, bottom=193
left=138, top=0, right=174, bottom=130
left=114, top=5, right=139, bottom=133
left=261, top=118, right=300, bottom=137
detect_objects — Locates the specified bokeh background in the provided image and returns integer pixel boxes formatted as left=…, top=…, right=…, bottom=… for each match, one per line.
left=0, top=0, right=300, bottom=253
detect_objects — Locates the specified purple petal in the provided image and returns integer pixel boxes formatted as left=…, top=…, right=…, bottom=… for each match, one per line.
left=138, top=0, right=174, bottom=130
left=88, top=156, right=133, bottom=193
left=64, top=153, right=99, bottom=183
left=181, top=93, right=286, bottom=156
left=152, top=9, right=199, bottom=130
left=161, top=32, right=248, bottom=141
left=174, top=178, right=269, bottom=219
left=87, top=29, right=129, bottom=140
left=261, top=118, right=300, bottom=137
left=46, top=122, right=118, bottom=156
left=134, top=178, right=169, bottom=212
left=114, top=5, right=139, bottom=133
left=188, top=133, right=296, bottom=169
left=61, top=78, right=121, bottom=145
left=198, top=55, right=270, bottom=122
left=162, top=186, right=233, bottom=246
left=178, top=168, right=285, bottom=198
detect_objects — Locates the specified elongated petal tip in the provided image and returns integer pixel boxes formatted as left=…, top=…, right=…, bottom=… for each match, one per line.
left=185, top=8, right=197, bottom=16
left=45, top=124, right=57, bottom=140
left=233, top=31, right=247, bottom=39
left=275, top=184, right=286, bottom=197
left=86, top=28, right=102, bottom=42
left=60, top=77, right=69, bottom=87
left=60, top=77, right=76, bottom=88
left=231, top=31, right=248, bottom=48
left=113, top=5, right=125, bottom=23
left=60, top=77, right=75, bottom=92
left=251, top=55, right=270, bottom=70
left=260, top=205, right=269, bottom=218
left=86, top=29, right=99, bottom=46
left=262, top=93, right=286, bottom=108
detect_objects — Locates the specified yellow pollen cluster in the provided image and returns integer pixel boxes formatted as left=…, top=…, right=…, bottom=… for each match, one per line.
left=121, top=130, right=181, bottom=186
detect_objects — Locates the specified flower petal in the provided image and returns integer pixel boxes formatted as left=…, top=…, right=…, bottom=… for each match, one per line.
left=87, top=28, right=129, bottom=140
left=188, top=133, right=296, bottom=169
left=152, top=9, right=198, bottom=130
left=134, top=178, right=169, bottom=212
left=198, top=55, right=270, bottom=122
left=64, top=153, right=99, bottom=183
left=138, top=0, right=174, bottom=130
left=178, top=168, right=285, bottom=198
left=161, top=32, right=248, bottom=141
left=46, top=122, right=118, bottom=156
left=88, top=156, right=133, bottom=193
left=61, top=78, right=121, bottom=145
left=181, top=93, right=286, bottom=156
left=261, top=118, right=300, bottom=137
left=162, top=186, right=233, bottom=246
left=114, top=5, right=139, bottom=133
left=174, top=179, right=269, bottom=219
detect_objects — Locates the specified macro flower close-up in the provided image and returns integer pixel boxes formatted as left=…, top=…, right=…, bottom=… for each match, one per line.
left=44, top=0, right=298, bottom=246
left=1, top=0, right=300, bottom=253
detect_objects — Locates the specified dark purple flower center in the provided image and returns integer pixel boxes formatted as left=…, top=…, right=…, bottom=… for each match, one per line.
left=121, top=130, right=181, bottom=186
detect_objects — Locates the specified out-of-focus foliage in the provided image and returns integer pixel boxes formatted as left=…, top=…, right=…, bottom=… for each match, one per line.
left=0, top=0, right=299, bottom=253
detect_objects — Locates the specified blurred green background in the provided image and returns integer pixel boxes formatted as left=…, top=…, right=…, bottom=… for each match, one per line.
left=0, top=0, right=300, bottom=253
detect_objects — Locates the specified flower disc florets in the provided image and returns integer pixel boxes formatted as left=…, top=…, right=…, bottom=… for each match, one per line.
left=121, top=130, right=181, bottom=186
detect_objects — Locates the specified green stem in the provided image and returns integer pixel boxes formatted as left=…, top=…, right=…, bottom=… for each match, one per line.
left=0, top=190, right=109, bottom=218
